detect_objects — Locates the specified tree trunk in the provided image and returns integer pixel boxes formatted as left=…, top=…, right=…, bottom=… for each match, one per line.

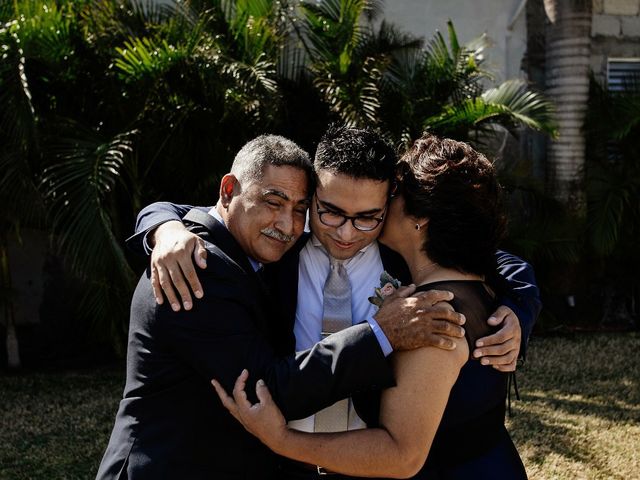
left=1, top=243, right=21, bottom=369
left=5, top=307, right=21, bottom=369
left=522, top=0, right=550, bottom=181
left=543, top=0, right=592, bottom=216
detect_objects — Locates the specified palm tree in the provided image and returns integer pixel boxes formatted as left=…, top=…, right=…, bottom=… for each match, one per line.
left=291, top=2, right=556, bottom=147
left=0, top=0, right=291, bottom=355
left=543, top=0, right=592, bottom=216
left=381, top=21, right=557, bottom=148
left=294, top=0, right=421, bottom=128
left=0, top=0, right=561, bottom=358
left=0, top=1, right=49, bottom=367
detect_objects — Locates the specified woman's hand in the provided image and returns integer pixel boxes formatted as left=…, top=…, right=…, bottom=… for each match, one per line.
left=211, top=369, right=288, bottom=449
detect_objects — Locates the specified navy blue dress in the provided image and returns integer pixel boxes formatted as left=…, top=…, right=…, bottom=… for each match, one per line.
left=354, top=280, right=528, bottom=480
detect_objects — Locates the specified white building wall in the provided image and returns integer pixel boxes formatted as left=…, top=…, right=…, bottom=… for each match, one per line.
left=381, top=0, right=529, bottom=83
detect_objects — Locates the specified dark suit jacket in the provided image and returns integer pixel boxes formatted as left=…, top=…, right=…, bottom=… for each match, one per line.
left=98, top=210, right=394, bottom=479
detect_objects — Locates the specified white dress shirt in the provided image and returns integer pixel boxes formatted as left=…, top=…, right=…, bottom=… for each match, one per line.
left=288, top=235, right=386, bottom=432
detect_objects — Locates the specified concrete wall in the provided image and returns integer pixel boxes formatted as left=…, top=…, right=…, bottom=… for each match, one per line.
left=383, top=0, right=640, bottom=87
left=382, top=0, right=529, bottom=83
left=591, top=0, right=640, bottom=84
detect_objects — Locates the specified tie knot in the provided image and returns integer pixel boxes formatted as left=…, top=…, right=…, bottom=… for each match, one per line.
left=329, top=257, right=344, bottom=270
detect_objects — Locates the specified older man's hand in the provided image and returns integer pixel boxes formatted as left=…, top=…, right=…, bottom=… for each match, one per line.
left=374, top=286, right=466, bottom=351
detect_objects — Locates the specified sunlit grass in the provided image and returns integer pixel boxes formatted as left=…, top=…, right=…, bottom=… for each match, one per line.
left=1, top=333, right=638, bottom=479
left=508, top=333, right=640, bottom=479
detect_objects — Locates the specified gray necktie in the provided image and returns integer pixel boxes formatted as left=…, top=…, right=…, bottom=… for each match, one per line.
left=314, top=257, right=352, bottom=432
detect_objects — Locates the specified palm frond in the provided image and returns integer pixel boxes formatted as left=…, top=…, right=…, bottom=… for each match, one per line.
left=301, top=0, right=369, bottom=61
left=114, top=35, right=190, bottom=81
left=298, top=0, right=390, bottom=126
left=5, top=1, right=74, bottom=63
left=277, top=37, right=307, bottom=81
left=424, top=80, right=557, bottom=138
left=481, top=80, right=557, bottom=136
left=0, top=40, right=36, bottom=147
left=224, top=53, right=279, bottom=94
left=0, top=1, right=12, bottom=22
left=0, top=21, right=42, bottom=225
left=126, top=0, right=170, bottom=26
left=220, top=53, right=281, bottom=125
left=311, top=54, right=384, bottom=126
left=419, top=24, right=486, bottom=105
left=81, top=0, right=171, bottom=39
left=40, top=124, right=137, bottom=284
left=362, top=0, right=385, bottom=22
left=445, top=19, right=461, bottom=57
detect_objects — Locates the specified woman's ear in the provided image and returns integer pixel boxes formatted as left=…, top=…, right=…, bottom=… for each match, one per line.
left=219, top=174, right=239, bottom=208
left=414, top=218, right=429, bottom=232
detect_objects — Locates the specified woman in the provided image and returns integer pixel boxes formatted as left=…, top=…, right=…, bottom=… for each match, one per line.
left=212, top=134, right=527, bottom=479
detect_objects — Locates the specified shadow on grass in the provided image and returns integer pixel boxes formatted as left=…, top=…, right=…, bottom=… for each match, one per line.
left=511, top=398, right=636, bottom=479
left=509, top=333, right=640, bottom=479
left=523, top=388, right=640, bottom=423
left=2, top=335, right=639, bottom=479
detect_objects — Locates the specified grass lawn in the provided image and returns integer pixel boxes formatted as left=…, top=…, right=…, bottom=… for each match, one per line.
left=509, top=332, right=640, bottom=479
left=1, top=333, right=639, bottom=479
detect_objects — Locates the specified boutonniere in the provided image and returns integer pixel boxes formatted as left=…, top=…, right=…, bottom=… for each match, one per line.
left=368, top=271, right=402, bottom=308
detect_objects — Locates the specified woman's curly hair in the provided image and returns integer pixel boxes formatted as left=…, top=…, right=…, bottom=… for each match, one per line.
left=396, top=134, right=507, bottom=277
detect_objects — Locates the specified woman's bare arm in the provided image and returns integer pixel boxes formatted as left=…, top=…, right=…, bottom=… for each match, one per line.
left=212, top=336, right=468, bottom=478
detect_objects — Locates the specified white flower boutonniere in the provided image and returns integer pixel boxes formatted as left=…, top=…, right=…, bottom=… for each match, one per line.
left=368, top=271, right=402, bottom=308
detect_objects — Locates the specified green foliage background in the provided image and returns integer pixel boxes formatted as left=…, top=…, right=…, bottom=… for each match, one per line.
left=15, top=0, right=639, bottom=357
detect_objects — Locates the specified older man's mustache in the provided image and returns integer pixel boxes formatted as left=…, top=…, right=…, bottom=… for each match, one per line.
left=261, top=227, right=295, bottom=243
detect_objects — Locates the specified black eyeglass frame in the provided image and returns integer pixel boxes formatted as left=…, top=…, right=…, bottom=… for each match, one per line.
left=314, top=196, right=387, bottom=232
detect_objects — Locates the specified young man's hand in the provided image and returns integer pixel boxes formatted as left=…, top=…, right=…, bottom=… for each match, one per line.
left=473, top=305, right=521, bottom=371
left=150, top=221, right=207, bottom=311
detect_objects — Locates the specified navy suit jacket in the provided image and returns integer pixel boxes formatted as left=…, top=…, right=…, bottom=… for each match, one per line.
left=98, top=210, right=395, bottom=479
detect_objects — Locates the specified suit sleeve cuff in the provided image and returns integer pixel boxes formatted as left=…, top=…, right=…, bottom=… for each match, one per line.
left=142, top=231, right=154, bottom=255
left=366, top=317, right=393, bottom=357
left=140, top=220, right=172, bottom=255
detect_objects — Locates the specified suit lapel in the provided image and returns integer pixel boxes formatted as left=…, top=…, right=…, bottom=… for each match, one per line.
left=264, top=232, right=308, bottom=354
left=183, top=209, right=255, bottom=274
left=182, top=209, right=274, bottom=329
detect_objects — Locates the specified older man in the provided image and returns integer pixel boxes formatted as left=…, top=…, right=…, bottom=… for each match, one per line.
left=127, top=126, right=540, bottom=479
left=97, top=134, right=463, bottom=479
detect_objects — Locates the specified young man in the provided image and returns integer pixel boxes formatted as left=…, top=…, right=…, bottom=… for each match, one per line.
left=97, top=134, right=464, bottom=479
left=128, top=126, right=540, bottom=478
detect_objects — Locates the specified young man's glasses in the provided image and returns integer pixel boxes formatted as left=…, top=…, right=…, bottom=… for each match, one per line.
left=315, top=196, right=386, bottom=232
